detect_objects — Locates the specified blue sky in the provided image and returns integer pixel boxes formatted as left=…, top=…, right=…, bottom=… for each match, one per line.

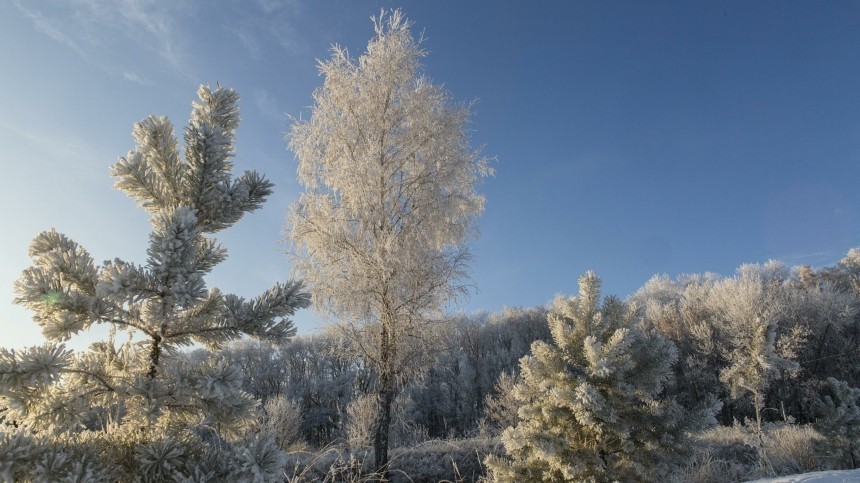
left=2, top=1, right=860, bottom=351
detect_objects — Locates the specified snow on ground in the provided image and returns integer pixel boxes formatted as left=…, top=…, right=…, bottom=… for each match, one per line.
left=747, top=469, right=860, bottom=482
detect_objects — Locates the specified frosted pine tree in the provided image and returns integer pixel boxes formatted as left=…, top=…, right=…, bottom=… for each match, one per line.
left=814, top=378, right=860, bottom=469
left=0, top=86, right=309, bottom=481
left=486, top=272, right=718, bottom=482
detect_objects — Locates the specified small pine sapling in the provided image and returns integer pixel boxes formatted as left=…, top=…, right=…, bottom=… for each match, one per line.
left=486, top=272, right=718, bottom=482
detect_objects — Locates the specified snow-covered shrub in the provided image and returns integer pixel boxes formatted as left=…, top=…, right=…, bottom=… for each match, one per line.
left=699, top=424, right=760, bottom=471
left=683, top=422, right=826, bottom=483
left=0, top=429, right=113, bottom=482
left=678, top=450, right=755, bottom=483
left=814, top=377, right=860, bottom=469
left=765, top=424, right=825, bottom=476
left=283, top=447, right=375, bottom=482
left=388, top=393, right=428, bottom=449
left=261, top=394, right=304, bottom=450
left=344, top=391, right=427, bottom=452
left=345, top=394, right=377, bottom=450
left=480, top=371, right=520, bottom=436
left=0, top=425, right=292, bottom=482
left=388, top=437, right=501, bottom=482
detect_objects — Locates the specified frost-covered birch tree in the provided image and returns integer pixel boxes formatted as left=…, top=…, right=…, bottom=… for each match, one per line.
left=711, top=262, right=799, bottom=475
left=286, top=10, right=490, bottom=473
left=1, top=85, right=309, bottom=481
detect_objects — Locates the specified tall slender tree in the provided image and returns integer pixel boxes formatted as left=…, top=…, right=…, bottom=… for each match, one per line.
left=712, top=262, right=798, bottom=475
left=2, top=85, right=309, bottom=480
left=286, top=10, right=490, bottom=473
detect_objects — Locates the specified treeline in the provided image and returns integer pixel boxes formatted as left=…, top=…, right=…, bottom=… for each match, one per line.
left=193, top=251, right=860, bottom=480
left=634, top=256, right=860, bottom=428
left=216, top=305, right=549, bottom=448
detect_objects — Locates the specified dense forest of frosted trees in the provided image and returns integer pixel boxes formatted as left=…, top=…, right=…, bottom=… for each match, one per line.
left=3, top=9, right=860, bottom=483
left=178, top=254, right=859, bottom=482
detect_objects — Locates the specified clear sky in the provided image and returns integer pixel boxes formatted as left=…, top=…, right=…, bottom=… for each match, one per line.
left=2, top=1, right=860, bottom=351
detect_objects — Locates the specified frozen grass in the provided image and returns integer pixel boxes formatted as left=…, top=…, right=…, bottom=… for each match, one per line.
left=283, top=437, right=502, bottom=482
left=747, top=469, right=860, bottom=482
left=679, top=423, right=830, bottom=483
left=280, top=423, right=851, bottom=482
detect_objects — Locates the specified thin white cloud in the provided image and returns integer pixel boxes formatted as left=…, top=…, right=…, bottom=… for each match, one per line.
left=123, top=71, right=153, bottom=85
left=777, top=249, right=842, bottom=268
left=269, top=21, right=306, bottom=55
left=115, top=0, right=190, bottom=77
left=13, top=1, right=88, bottom=58
left=227, top=0, right=307, bottom=57
left=0, top=119, right=104, bottom=178
left=232, top=28, right=262, bottom=60
left=13, top=0, right=195, bottom=81
left=254, top=89, right=284, bottom=121
left=253, top=0, right=300, bottom=15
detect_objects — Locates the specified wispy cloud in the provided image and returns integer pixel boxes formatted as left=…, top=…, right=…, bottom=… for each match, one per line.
left=253, top=0, right=301, bottom=16
left=776, top=249, right=844, bottom=269
left=13, top=0, right=195, bottom=81
left=233, top=28, right=262, bottom=60
left=228, top=0, right=307, bottom=58
left=0, top=119, right=104, bottom=178
left=114, top=0, right=190, bottom=77
left=123, top=71, right=153, bottom=85
left=13, top=1, right=88, bottom=58
left=254, top=89, right=284, bottom=121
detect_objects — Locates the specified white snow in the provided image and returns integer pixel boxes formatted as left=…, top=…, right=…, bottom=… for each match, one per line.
left=747, top=469, right=860, bottom=482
